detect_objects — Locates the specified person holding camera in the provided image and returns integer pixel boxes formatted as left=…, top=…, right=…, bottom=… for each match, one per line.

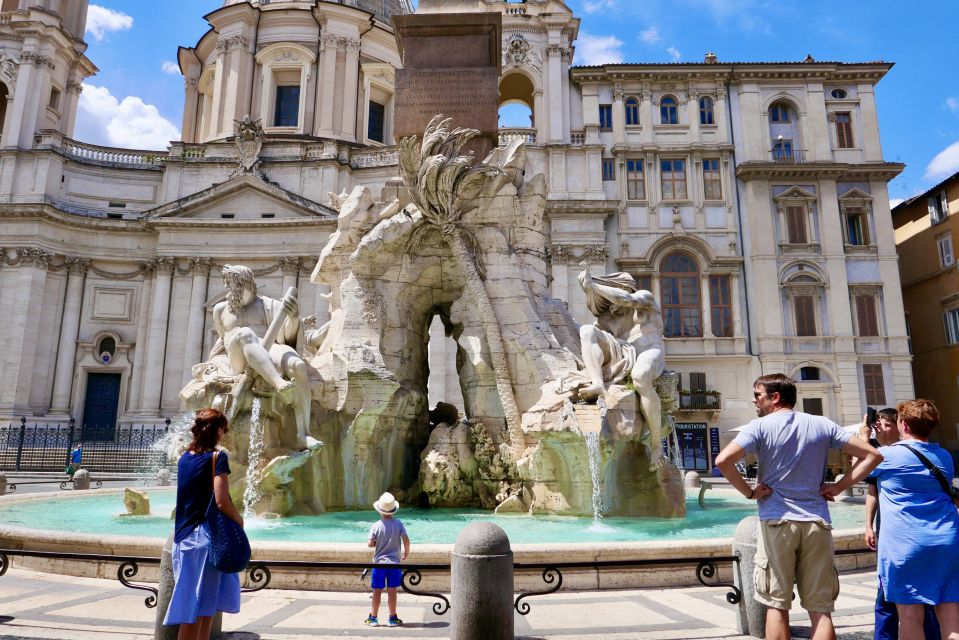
left=868, top=399, right=959, bottom=640
left=857, top=408, right=940, bottom=640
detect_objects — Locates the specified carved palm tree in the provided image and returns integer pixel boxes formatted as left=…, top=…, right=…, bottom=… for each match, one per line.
left=399, top=116, right=524, bottom=458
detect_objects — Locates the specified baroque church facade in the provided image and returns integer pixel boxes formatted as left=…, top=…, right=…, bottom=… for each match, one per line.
left=0, top=0, right=912, bottom=467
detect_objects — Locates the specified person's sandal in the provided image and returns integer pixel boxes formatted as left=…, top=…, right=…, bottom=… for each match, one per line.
left=364, top=614, right=378, bottom=626
left=388, top=615, right=403, bottom=627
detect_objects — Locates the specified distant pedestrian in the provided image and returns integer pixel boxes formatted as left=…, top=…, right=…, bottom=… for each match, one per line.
left=163, top=408, right=243, bottom=640
left=869, top=399, right=959, bottom=640
left=68, top=443, right=83, bottom=478
left=715, top=373, right=882, bottom=640
left=364, top=492, right=410, bottom=628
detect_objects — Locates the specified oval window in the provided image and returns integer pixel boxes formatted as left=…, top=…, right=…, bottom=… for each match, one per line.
left=830, top=88, right=847, bottom=99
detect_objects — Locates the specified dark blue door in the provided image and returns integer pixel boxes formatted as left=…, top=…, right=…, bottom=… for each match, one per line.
left=82, top=373, right=121, bottom=441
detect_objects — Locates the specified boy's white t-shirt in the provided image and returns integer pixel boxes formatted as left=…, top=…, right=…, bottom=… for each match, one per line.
left=369, top=517, right=407, bottom=563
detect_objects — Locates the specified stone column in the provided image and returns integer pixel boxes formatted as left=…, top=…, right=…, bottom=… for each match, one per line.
left=0, top=248, right=51, bottom=413
left=731, top=271, right=744, bottom=337
left=182, top=78, right=200, bottom=144
left=63, top=78, right=83, bottom=138
left=339, top=37, right=360, bottom=141
left=140, top=258, right=175, bottom=414
left=316, top=33, right=338, bottom=136
left=546, top=42, right=565, bottom=143
left=451, top=522, right=513, bottom=640
left=732, top=515, right=766, bottom=637
left=700, top=274, right=713, bottom=337
left=181, top=258, right=211, bottom=388
left=687, top=88, right=701, bottom=140
left=857, top=83, right=882, bottom=161
left=280, top=257, right=300, bottom=294
left=128, top=266, right=154, bottom=412
left=714, top=87, right=729, bottom=141
left=611, top=83, right=625, bottom=144
left=50, top=257, right=89, bottom=413
left=638, top=88, right=653, bottom=145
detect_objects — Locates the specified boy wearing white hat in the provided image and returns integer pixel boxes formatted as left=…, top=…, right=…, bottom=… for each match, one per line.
left=365, top=492, right=410, bottom=627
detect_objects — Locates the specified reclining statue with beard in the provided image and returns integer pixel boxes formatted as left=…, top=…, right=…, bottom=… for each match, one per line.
left=183, top=264, right=320, bottom=450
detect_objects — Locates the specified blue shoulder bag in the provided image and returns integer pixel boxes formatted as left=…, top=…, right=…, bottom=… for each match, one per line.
left=205, top=450, right=251, bottom=573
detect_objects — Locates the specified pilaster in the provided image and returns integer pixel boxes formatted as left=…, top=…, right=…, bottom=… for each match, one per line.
left=50, top=257, right=89, bottom=413
left=139, top=257, right=175, bottom=414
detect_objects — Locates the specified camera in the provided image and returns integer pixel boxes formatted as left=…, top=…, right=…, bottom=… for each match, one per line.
left=866, top=407, right=877, bottom=426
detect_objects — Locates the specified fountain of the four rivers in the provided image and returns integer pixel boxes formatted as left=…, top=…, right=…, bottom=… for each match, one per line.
left=0, top=9, right=868, bottom=595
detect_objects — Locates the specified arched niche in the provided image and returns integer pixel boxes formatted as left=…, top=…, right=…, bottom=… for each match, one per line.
left=499, top=71, right=536, bottom=130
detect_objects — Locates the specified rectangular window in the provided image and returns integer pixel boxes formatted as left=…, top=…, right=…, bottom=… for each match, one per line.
left=635, top=275, right=652, bottom=291
left=626, top=159, right=645, bottom=200
left=602, top=158, right=615, bottom=181
left=855, top=294, right=880, bottom=337
left=794, top=295, right=817, bottom=336
left=863, top=364, right=886, bottom=405
left=48, top=87, right=61, bottom=111
left=938, top=233, right=954, bottom=268
left=784, top=205, right=808, bottom=244
left=625, top=99, right=640, bottom=126
left=660, top=159, right=687, bottom=200
left=274, top=85, right=300, bottom=127
left=845, top=206, right=869, bottom=245
left=803, top=398, right=824, bottom=416
left=599, top=104, right=613, bottom=130
left=943, top=308, right=959, bottom=345
left=772, top=139, right=794, bottom=162
left=702, top=158, right=722, bottom=200
left=929, top=191, right=948, bottom=224
left=709, top=275, right=733, bottom=337
left=367, top=100, right=386, bottom=143
left=834, top=112, right=853, bottom=148
left=689, top=372, right=707, bottom=392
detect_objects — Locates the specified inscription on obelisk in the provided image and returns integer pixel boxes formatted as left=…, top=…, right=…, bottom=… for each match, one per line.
left=392, top=12, right=502, bottom=159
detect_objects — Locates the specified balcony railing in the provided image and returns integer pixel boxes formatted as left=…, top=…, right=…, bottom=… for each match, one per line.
left=60, top=138, right=167, bottom=168
left=770, top=148, right=806, bottom=164
left=570, top=131, right=585, bottom=145
left=678, top=392, right=722, bottom=412
left=498, top=127, right=537, bottom=145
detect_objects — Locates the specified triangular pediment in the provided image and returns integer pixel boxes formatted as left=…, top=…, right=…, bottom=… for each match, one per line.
left=773, top=186, right=817, bottom=201
left=837, top=187, right=872, bottom=201
left=145, top=173, right=337, bottom=221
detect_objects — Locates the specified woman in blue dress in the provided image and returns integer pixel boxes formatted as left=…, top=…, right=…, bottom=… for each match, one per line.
left=163, top=408, right=243, bottom=640
left=870, top=399, right=959, bottom=640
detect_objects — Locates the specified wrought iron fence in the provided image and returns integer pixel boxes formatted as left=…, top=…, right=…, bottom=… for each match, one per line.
left=0, top=417, right=174, bottom=473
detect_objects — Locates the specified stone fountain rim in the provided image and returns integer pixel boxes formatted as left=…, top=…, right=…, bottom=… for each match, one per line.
left=0, top=487, right=869, bottom=561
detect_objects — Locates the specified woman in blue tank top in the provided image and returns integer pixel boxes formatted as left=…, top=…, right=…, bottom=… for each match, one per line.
left=162, top=408, right=243, bottom=639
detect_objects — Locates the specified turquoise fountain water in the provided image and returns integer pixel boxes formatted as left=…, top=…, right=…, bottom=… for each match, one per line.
left=0, top=491, right=865, bottom=544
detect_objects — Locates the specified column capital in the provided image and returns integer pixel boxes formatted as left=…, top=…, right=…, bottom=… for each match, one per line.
left=279, top=256, right=302, bottom=275
left=189, top=256, right=212, bottom=275
left=15, top=247, right=53, bottom=268
left=151, top=257, right=176, bottom=275
left=65, top=256, right=90, bottom=274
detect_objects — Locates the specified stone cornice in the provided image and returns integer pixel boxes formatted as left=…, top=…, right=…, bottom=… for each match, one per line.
left=546, top=199, right=619, bottom=217
left=570, top=62, right=893, bottom=85
left=736, top=161, right=904, bottom=183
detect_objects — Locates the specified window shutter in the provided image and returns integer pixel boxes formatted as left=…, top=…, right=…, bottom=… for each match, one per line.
left=863, top=364, right=886, bottom=405
left=856, top=296, right=879, bottom=337
left=785, top=206, right=807, bottom=244
left=795, top=295, right=816, bottom=336
left=690, top=372, right=706, bottom=392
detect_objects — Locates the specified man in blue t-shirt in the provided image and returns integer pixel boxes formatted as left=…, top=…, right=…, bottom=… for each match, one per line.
left=715, top=373, right=882, bottom=640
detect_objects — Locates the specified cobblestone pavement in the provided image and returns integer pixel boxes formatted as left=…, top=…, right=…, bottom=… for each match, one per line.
left=0, top=566, right=880, bottom=639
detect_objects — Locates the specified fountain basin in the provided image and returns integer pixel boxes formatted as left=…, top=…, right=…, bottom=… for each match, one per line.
left=0, top=488, right=874, bottom=591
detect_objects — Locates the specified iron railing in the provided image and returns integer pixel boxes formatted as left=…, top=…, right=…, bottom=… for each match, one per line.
left=678, top=392, right=722, bottom=411
left=0, top=417, right=174, bottom=473
left=770, top=147, right=806, bottom=163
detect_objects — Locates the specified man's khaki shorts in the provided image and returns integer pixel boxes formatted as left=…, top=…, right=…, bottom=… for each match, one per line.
left=753, top=519, right=840, bottom=612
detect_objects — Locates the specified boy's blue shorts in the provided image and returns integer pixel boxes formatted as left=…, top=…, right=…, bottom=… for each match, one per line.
left=371, top=567, right=403, bottom=590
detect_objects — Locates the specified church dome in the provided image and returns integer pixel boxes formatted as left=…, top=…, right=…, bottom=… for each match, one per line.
left=221, top=0, right=413, bottom=24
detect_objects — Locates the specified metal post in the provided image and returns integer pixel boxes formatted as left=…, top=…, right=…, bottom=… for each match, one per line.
left=15, top=417, right=26, bottom=471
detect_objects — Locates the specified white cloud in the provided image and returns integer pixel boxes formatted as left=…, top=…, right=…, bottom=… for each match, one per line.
left=639, top=27, right=661, bottom=45
left=85, top=5, right=133, bottom=42
left=889, top=198, right=905, bottom=209
left=946, top=97, right=959, bottom=114
left=161, top=61, right=180, bottom=75
left=575, top=33, right=624, bottom=66
left=583, top=0, right=615, bottom=14
left=75, top=83, right=180, bottom=150
left=925, top=140, right=959, bottom=182
left=667, top=46, right=682, bottom=62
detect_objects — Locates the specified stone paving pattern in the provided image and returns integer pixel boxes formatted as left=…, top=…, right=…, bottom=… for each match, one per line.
left=0, top=566, right=879, bottom=639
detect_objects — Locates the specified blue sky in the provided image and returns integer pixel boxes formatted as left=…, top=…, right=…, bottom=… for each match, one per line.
left=77, top=0, right=959, bottom=204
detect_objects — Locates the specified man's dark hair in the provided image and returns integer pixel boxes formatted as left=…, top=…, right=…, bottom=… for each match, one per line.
left=754, top=373, right=797, bottom=407
left=877, top=407, right=897, bottom=422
